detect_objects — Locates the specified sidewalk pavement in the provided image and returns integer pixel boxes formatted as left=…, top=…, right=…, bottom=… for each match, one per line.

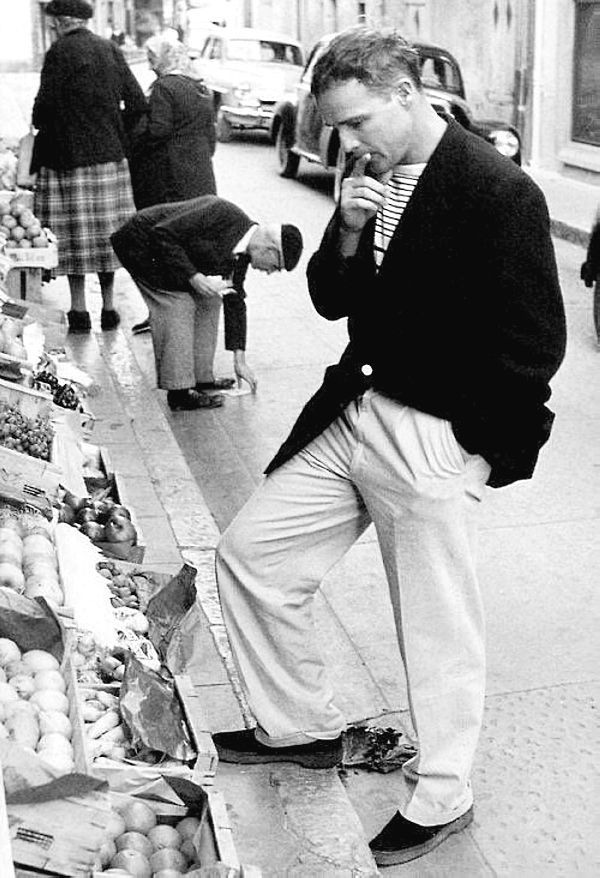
left=527, top=166, right=599, bottom=248
left=36, top=214, right=598, bottom=876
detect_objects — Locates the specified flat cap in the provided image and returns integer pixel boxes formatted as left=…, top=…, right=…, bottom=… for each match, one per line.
left=280, top=224, right=303, bottom=271
left=45, top=0, right=94, bottom=19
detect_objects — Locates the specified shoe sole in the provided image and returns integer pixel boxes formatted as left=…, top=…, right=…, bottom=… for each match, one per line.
left=372, top=808, right=474, bottom=866
left=215, top=743, right=343, bottom=769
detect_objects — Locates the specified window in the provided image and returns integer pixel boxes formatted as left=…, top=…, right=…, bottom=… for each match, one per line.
left=418, top=55, right=462, bottom=94
left=226, top=39, right=302, bottom=66
left=572, top=0, right=600, bottom=146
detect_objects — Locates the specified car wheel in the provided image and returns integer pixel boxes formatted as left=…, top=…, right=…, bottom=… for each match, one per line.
left=217, top=112, right=233, bottom=143
left=276, top=125, right=300, bottom=178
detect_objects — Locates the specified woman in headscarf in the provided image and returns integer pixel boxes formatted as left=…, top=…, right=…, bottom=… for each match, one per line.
left=31, top=0, right=146, bottom=333
left=129, top=35, right=217, bottom=209
left=128, top=34, right=217, bottom=334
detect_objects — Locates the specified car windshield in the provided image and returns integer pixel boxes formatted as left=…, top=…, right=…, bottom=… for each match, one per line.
left=226, top=39, right=303, bottom=65
left=418, top=54, right=462, bottom=93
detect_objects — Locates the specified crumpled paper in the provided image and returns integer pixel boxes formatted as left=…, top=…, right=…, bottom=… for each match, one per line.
left=0, top=586, right=64, bottom=660
left=119, top=654, right=195, bottom=763
left=343, top=724, right=417, bottom=773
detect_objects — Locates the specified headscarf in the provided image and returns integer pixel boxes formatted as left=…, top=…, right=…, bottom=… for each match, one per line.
left=146, top=35, right=192, bottom=76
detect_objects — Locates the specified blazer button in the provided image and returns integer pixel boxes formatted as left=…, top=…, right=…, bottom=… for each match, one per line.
left=361, top=364, right=373, bottom=377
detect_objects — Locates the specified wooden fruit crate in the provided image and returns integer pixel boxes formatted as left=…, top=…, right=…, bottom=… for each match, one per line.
left=0, top=378, right=61, bottom=512
left=5, top=269, right=43, bottom=305
left=174, top=673, right=218, bottom=786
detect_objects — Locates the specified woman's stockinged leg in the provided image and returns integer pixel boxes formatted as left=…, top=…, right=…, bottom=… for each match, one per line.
left=216, top=414, right=371, bottom=745
left=67, top=274, right=86, bottom=311
left=98, top=271, right=115, bottom=310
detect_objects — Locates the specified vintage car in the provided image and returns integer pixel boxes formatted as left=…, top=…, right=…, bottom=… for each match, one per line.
left=189, top=27, right=305, bottom=142
left=273, top=35, right=522, bottom=193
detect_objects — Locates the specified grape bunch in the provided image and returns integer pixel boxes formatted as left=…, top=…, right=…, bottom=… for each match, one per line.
left=34, top=370, right=59, bottom=392
left=34, top=371, right=81, bottom=411
left=0, top=403, right=53, bottom=460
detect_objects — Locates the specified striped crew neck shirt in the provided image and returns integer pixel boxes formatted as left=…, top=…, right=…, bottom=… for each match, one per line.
left=373, top=163, right=426, bottom=267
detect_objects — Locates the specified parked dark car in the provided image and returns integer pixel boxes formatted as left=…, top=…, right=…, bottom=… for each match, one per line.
left=273, top=35, right=521, bottom=193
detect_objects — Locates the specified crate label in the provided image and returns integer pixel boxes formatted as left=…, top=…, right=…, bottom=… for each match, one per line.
left=1, top=300, right=28, bottom=319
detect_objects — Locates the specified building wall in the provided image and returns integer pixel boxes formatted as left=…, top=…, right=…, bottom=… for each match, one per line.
left=531, top=0, right=599, bottom=183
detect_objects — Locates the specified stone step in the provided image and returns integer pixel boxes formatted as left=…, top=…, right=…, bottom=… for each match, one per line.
left=216, top=761, right=378, bottom=877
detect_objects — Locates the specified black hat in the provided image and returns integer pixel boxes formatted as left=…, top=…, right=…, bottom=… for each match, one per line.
left=45, top=0, right=94, bottom=19
left=281, top=224, right=303, bottom=271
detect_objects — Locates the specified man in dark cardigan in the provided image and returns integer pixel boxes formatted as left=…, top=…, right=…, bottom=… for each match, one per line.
left=213, top=27, right=566, bottom=866
left=111, top=195, right=302, bottom=409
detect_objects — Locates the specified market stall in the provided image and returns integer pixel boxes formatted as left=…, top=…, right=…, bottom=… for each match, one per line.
left=0, top=194, right=257, bottom=877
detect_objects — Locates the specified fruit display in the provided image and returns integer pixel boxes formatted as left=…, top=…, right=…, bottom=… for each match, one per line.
left=0, top=400, right=53, bottom=460
left=0, top=639, right=75, bottom=772
left=97, top=560, right=142, bottom=611
left=58, top=489, right=138, bottom=548
left=0, top=509, right=63, bottom=607
left=0, top=314, right=27, bottom=361
left=79, top=686, right=127, bottom=761
left=96, top=801, right=203, bottom=876
left=0, top=196, right=49, bottom=251
left=33, top=368, right=82, bottom=411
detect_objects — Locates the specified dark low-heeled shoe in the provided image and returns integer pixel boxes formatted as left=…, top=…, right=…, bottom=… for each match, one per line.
left=67, top=310, right=91, bottom=334
left=100, top=309, right=121, bottom=330
left=167, top=389, right=224, bottom=411
left=212, top=728, right=343, bottom=768
left=369, top=807, right=474, bottom=866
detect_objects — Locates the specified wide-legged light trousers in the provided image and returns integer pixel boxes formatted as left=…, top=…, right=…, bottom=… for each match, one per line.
left=216, top=390, right=491, bottom=825
left=134, top=277, right=222, bottom=390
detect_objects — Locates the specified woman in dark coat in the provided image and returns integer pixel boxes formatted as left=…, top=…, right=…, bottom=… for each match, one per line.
left=128, top=36, right=217, bottom=334
left=130, top=36, right=217, bottom=209
left=32, top=0, right=146, bottom=333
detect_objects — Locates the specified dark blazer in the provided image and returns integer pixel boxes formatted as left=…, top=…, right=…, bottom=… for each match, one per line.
left=31, top=28, right=147, bottom=172
left=129, top=74, right=217, bottom=209
left=111, top=196, right=254, bottom=350
left=267, top=120, right=566, bottom=488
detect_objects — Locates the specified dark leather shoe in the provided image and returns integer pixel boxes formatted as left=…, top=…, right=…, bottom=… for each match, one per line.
left=67, top=310, right=91, bottom=333
left=213, top=729, right=343, bottom=768
left=167, top=389, right=224, bottom=411
left=369, top=807, right=474, bottom=865
left=195, top=377, right=236, bottom=391
left=100, top=309, right=121, bottom=330
left=132, top=317, right=151, bottom=334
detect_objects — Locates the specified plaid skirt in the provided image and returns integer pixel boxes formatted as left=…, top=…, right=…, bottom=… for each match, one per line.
left=34, top=160, right=136, bottom=275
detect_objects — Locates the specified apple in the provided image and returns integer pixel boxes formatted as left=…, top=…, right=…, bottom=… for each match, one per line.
left=93, top=499, right=114, bottom=523
left=32, top=234, right=49, bottom=248
left=62, top=490, right=85, bottom=511
left=104, top=515, right=137, bottom=544
left=2, top=215, right=17, bottom=229
left=80, top=521, right=106, bottom=542
left=76, top=507, right=97, bottom=524
left=18, top=239, right=32, bottom=249
left=9, top=203, right=25, bottom=218
left=107, top=505, right=131, bottom=521
left=58, top=505, right=76, bottom=525
left=26, top=223, right=42, bottom=239
left=18, top=211, right=35, bottom=228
